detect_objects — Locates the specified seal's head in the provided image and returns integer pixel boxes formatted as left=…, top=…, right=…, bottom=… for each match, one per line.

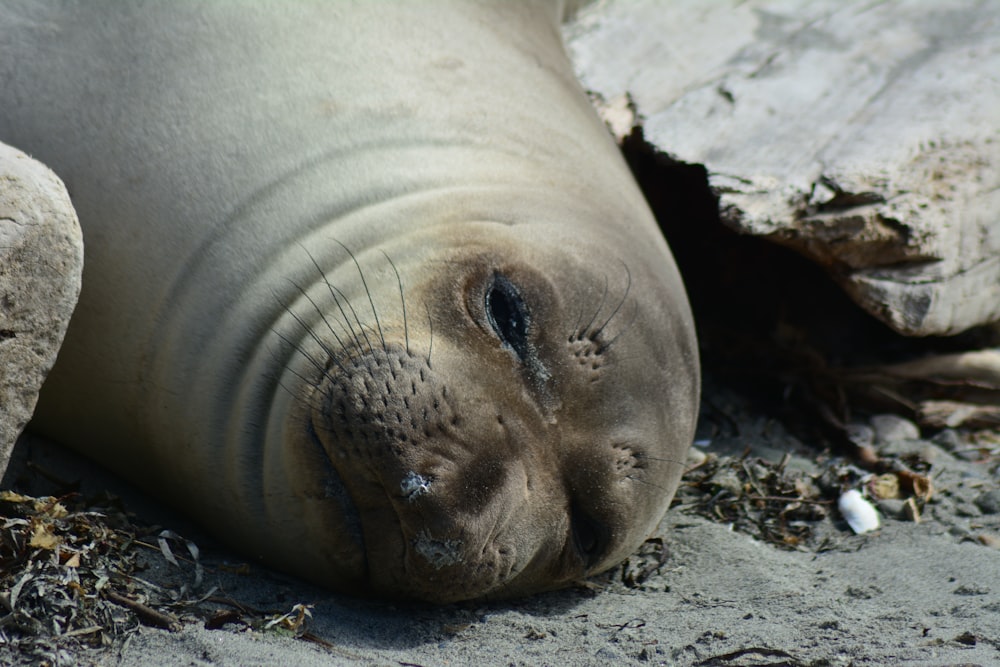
left=281, top=226, right=698, bottom=603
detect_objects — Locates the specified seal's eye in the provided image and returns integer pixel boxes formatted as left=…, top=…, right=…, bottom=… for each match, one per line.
left=570, top=501, right=609, bottom=569
left=485, top=275, right=529, bottom=360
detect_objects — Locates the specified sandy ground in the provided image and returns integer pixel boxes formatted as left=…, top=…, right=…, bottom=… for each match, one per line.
left=3, top=379, right=1000, bottom=667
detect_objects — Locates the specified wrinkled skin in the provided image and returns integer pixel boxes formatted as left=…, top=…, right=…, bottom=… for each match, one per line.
left=2, top=1, right=699, bottom=602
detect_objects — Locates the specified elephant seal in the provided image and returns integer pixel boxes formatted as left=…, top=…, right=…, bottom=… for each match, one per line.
left=0, top=1, right=699, bottom=602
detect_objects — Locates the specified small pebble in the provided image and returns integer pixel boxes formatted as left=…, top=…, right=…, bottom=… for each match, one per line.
left=948, top=523, right=974, bottom=539
left=686, top=446, right=707, bottom=467
left=932, top=428, right=963, bottom=452
left=977, top=533, right=1000, bottom=549
left=876, top=438, right=927, bottom=458
left=845, top=423, right=874, bottom=448
left=955, top=502, right=983, bottom=518
left=918, top=443, right=948, bottom=463
left=875, top=498, right=905, bottom=519
left=595, top=647, right=623, bottom=661
left=955, top=448, right=985, bottom=463
left=870, top=414, right=920, bottom=443
left=712, top=469, right=744, bottom=498
left=974, top=489, right=1000, bottom=515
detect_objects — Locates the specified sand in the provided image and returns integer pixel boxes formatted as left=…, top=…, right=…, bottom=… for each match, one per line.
left=3, top=379, right=999, bottom=667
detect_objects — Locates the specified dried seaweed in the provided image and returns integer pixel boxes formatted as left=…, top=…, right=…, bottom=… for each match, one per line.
left=671, top=436, right=946, bottom=553
left=0, top=490, right=316, bottom=665
left=0, top=491, right=150, bottom=659
left=618, top=537, right=670, bottom=589
left=674, top=453, right=836, bottom=550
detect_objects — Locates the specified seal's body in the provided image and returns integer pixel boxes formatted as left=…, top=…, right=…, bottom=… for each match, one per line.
left=1, top=1, right=699, bottom=601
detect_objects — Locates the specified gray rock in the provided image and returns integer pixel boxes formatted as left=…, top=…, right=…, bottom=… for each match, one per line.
left=0, top=143, right=83, bottom=478
left=932, top=429, right=963, bottom=453
left=845, top=423, right=875, bottom=448
left=870, top=414, right=920, bottom=444
left=975, top=490, right=1000, bottom=515
left=875, top=498, right=906, bottom=520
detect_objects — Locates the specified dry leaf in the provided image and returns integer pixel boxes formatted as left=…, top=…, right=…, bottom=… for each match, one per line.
left=902, top=497, right=921, bottom=524
left=0, top=491, right=34, bottom=503
left=868, top=474, right=900, bottom=500
left=29, top=523, right=61, bottom=550
left=33, top=499, right=68, bottom=519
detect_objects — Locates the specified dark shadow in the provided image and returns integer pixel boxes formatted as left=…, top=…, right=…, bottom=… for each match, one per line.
left=619, top=126, right=999, bottom=439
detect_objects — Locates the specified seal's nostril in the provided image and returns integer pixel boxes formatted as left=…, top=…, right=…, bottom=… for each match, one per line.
left=569, top=501, right=609, bottom=569
left=400, top=471, right=432, bottom=502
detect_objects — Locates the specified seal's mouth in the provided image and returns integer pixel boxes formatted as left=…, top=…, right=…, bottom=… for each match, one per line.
left=304, top=416, right=368, bottom=569
left=307, top=409, right=447, bottom=596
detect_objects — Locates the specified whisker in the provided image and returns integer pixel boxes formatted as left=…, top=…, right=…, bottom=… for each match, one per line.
left=425, top=301, right=434, bottom=367
left=264, top=338, right=306, bottom=401
left=592, top=262, right=631, bottom=339
left=570, top=303, right=586, bottom=342
left=624, top=474, right=667, bottom=492
left=633, top=453, right=690, bottom=467
left=299, top=243, right=372, bottom=361
left=580, top=274, right=610, bottom=338
left=336, top=240, right=388, bottom=357
left=277, top=354, right=323, bottom=399
left=598, top=300, right=638, bottom=353
left=271, top=320, right=331, bottom=380
left=264, top=334, right=332, bottom=413
left=278, top=281, right=350, bottom=375
left=382, top=251, right=409, bottom=355
left=274, top=375, right=299, bottom=401
left=327, top=279, right=378, bottom=361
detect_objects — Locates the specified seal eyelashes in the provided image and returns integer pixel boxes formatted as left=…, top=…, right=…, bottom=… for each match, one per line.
left=569, top=265, right=634, bottom=352
left=567, top=268, right=637, bottom=384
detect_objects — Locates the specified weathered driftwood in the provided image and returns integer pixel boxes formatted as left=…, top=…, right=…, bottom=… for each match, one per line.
left=567, top=0, right=1000, bottom=336
left=0, top=143, right=83, bottom=476
left=845, top=349, right=1000, bottom=429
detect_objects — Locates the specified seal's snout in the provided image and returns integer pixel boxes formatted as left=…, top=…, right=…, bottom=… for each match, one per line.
left=316, top=344, right=458, bottom=466
left=309, top=336, right=555, bottom=600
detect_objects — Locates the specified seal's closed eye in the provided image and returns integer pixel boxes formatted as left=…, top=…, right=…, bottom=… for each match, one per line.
left=485, top=274, right=530, bottom=360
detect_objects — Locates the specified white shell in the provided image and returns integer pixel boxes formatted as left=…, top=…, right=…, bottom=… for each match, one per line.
left=838, top=489, right=881, bottom=534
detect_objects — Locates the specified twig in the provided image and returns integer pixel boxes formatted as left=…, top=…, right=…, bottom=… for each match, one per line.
left=745, top=495, right=834, bottom=505
left=103, top=589, right=181, bottom=631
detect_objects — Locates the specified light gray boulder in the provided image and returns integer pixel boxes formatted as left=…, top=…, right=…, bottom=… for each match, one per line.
left=0, top=142, right=83, bottom=478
